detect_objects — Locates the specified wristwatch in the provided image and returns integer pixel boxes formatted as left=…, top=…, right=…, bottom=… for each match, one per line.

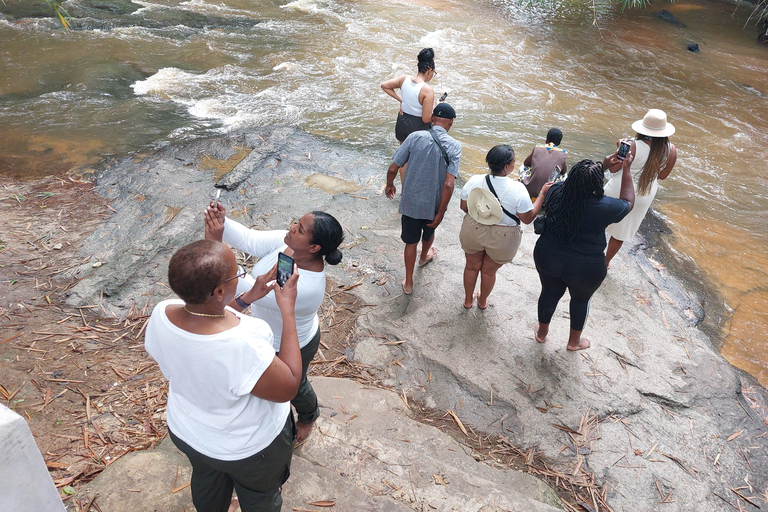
left=235, top=293, right=251, bottom=309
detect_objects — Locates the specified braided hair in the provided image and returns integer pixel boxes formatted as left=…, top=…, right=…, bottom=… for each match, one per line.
left=545, top=159, right=605, bottom=242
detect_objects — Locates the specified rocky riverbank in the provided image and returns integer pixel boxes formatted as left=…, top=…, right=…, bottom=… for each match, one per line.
left=67, top=127, right=768, bottom=511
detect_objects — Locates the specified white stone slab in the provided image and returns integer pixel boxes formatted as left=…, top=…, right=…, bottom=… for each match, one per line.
left=0, top=404, right=65, bottom=512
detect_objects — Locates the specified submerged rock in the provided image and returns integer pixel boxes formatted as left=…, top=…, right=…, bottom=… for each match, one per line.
left=654, top=9, right=686, bottom=27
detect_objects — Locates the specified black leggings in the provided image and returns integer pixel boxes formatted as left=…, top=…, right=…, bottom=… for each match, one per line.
left=533, top=243, right=607, bottom=331
left=290, top=328, right=321, bottom=424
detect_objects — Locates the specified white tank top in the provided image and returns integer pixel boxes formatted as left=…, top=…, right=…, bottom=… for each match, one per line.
left=401, top=76, right=426, bottom=117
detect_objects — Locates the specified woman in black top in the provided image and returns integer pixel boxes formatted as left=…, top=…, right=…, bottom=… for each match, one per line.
left=533, top=153, right=635, bottom=351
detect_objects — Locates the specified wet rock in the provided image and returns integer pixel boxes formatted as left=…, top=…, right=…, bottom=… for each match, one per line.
left=687, top=43, right=699, bottom=52
left=654, top=9, right=686, bottom=27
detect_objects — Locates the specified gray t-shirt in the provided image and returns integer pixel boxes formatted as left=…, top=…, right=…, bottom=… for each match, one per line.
left=393, top=126, right=461, bottom=220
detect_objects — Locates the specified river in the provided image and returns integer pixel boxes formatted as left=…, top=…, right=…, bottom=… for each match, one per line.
left=1, top=0, right=767, bottom=384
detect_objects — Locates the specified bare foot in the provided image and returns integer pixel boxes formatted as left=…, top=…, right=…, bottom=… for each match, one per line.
left=566, top=337, right=591, bottom=351
left=402, top=278, right=413, bottom=295
left=534, top=325, right=547, bottom=343
left=477, top=294, right=488, bottom=310
left=227, top=497, right=240, bottom=512
left=296, top=420, right=314, bottom=443
left=419, top=246, right=436, bottom=266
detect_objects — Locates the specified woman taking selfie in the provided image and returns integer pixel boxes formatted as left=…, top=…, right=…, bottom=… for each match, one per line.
left=533, top=156, right=635, bottom=351
left=603, top=109, right=677, bottom=267
left=145, top=239, right=300, bottom=511
left=459, top=144, right=550, bottom=309
left=204, top=204, right=344, bottom=443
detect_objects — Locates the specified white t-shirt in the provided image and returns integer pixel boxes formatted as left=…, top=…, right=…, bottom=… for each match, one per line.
left=461, top=174, right=533, bottom=226
left=145, top=300, right=289, bottom=461
left=223, top=218, right=324, bottom=352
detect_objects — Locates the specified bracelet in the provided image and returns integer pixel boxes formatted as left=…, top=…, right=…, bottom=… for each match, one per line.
left=235, top=293, right=251, bottom=309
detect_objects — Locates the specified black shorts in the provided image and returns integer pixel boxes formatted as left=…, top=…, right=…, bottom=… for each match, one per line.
left=401, top=215, right=436, bottom=245
left=395, top=112, right=431, bottom=143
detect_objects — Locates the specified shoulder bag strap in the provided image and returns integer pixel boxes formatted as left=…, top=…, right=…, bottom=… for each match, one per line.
left=428, top=128, right=451, bottom=167
left=485, top=175, right=520, bottom=225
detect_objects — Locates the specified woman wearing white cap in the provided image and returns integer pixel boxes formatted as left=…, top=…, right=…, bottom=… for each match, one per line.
left=459, top=145, right=550, bottom=309
left=602, top=109, right=677, bottom=267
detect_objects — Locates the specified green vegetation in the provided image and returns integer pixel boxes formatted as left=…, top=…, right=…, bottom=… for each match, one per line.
left=43, top=0, right=69, bottom=29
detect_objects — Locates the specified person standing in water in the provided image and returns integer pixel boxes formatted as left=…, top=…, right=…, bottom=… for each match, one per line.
left=381, top=48, right=437, bottom=180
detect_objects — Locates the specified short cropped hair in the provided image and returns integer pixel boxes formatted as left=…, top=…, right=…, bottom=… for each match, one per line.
left=546, top=128, right=563, bottom=146
left=168, top=240, right=230, bottom=305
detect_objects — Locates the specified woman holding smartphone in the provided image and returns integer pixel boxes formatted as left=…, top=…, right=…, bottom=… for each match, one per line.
left=381, top=48, right=437, bottom=180
left=534, top=156, right=635, bottom=351
left=204, top=205, right=344, bottom=443
left=145, top=240, right=301, bottom=511
left=603, top=109, right=677, bottom=267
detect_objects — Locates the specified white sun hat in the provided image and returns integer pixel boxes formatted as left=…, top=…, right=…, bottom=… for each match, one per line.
left=632, top=109, right=676, bottom=138
left=468, top=186, right=503, bottom=225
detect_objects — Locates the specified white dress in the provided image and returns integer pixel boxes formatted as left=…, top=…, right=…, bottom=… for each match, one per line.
left=604, top=140, right=662, bottom=242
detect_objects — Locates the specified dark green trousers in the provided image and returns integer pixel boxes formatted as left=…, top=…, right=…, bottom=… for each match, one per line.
left=169, top=412, right=295, bottom=512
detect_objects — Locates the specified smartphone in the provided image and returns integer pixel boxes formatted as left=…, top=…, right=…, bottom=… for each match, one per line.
left=617, top=140, right=631, bottom=161
left=276, top=252, right=294, bottom=288
left=439, top=92, right=448, bottom=102
left=213, top=188, right=222, bottom=208
left=549, top=165, right=562, bottom=182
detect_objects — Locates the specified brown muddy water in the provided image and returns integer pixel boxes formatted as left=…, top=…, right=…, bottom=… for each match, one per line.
left=1, top=0, right=767, bottom=383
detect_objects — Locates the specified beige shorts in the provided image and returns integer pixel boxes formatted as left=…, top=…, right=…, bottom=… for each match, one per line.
left=459, top=215, right=522, bottom=265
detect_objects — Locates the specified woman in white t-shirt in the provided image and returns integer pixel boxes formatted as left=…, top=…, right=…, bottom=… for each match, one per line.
left=204, top=205, right=344, bottom=444
left=459, top=145, right=551, bottom=309
left=145, top=239, right=301, bottom=512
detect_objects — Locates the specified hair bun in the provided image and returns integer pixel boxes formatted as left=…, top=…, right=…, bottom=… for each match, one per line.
left=325, top=249, right=343, bottom=266
left=418, top=48, right=434, bottom=63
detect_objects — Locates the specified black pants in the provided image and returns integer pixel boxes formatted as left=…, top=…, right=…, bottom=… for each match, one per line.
left=290, top=328, right=321, bottom=424
left=533, top=242, right=607, bottom=331
left=169, top=413, right=296, bottom=512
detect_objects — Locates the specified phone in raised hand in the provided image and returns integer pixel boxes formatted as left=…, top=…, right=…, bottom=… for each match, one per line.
left=213, top=188, right=222, bottom=208
left=276, top=252, right=294, bottom=288
left=439, top=92, right=448, bottom=102
left=617, top=140, right=631, bottom=161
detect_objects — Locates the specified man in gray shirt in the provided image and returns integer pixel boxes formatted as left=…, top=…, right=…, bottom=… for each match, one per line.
left=385, top=103, right=462, bottom=295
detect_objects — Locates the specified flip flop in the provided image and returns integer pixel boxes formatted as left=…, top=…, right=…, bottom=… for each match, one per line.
left=401, top=279, right=413, bottom=295
left=534, top=326, right=546, bottom=343
left=419, top=246, right=436, bottom=267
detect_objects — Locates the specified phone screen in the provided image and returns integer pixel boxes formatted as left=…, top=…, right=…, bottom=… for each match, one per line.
left=617, top=141, right=631, bottom=160
left=276, top=252, right=294, bottom=288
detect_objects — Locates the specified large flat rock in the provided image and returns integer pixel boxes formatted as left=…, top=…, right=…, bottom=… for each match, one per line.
left=72, top=129, right=768, bottom=511
left=78, top=377, right=561, bottom=512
